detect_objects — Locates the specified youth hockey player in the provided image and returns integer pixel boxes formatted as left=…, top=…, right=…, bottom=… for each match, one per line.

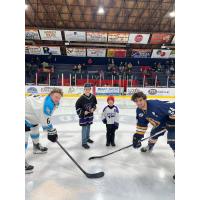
left=101, top=96, right=119, bottom=146
left=25, top=88, right=63, bottom=173
left=131, top=91, right=175, bottom=179
left=75, top=83, right=97, bottom=149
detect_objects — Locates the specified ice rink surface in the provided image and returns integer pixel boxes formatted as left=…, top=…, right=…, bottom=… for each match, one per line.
left=25, top=97, right=175, bottom=200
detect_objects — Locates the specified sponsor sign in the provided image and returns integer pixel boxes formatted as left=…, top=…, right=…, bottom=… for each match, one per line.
left=171, top=35, right=175, bottom=44
left=108, top=32, right=129, bottom=43
left=126, top=87, right=175, bottom=97
left=169, top=50, right=175, bottom=58
left=150, top=33, right=173, bottom=44
left=107, top=49, right=127, bottom=58
left=96, top=87, right=121, bottom=95
left=25, top=29, right=40, bottom=40
left=87, top=48, right=106, bottom=57
left=151, top=49, right=172, bottom=58
left=42, top=46, right=61, bottom=55
left=25, top=86, right=85, bottom=95
left=128, top=33, right=150, bottom=44
left=131, top=49, right=152, bottom=58
left=87, top=32, right=107, bottom=42
left=66, top=48, right=86, bottom=57
left=39, top=29, right=62, bottom=41
left=25, top=45, right=44, bottom=55
left=64, top=31, right=86, bottom=41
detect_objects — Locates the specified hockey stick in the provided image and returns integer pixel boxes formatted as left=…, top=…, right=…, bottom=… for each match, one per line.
left=56, top=141, right=104, bottom=178
left=88, top=129, right=166, bottom=160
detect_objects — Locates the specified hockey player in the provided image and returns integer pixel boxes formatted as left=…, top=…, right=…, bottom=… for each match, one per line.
left=25, top=88, right=63, bottom=174
left=101, top=96, right=119, bottom=146
left=75, top=83, right=97, bottom=149
left=131, top=92, right=175, bottom=179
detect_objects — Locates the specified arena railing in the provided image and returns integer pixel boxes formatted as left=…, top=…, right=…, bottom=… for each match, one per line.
left=25, top=72, right=175, bottom=88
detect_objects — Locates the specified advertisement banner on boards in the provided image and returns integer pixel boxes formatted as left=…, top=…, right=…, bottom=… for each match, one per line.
left=25, top=86, right=84, bottom=95
left=96, top=87, right=121, bottom=95
left=126, top=87, right=175, bottom=97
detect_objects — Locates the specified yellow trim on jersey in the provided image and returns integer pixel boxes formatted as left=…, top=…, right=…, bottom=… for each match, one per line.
left=136, top=131, right=145, bottom=135
left=136, top=125, right=148, bottom=130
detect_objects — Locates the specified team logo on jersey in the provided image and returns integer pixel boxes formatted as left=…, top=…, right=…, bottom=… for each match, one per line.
left=152, top=112, right=158, bottom=117
left=168, top=107, right=175, bottom=115
left=138, top=113, right=144, bottom=117
left=107, top=113, right=116, bottom=118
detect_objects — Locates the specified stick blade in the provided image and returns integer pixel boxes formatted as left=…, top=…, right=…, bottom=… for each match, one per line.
left=85, top=171, right=104, bottom=179
left=88, top=156, right=101, bottom=160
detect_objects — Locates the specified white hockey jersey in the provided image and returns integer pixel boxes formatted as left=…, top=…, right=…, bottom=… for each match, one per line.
left=25, top=95, right=56, bottom=130
left=101, top=105, right=119, bottom=125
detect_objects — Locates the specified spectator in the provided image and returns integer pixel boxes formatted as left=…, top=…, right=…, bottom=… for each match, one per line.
left=77, top=64, right=82, bottom=73
left=127, top=62, right=133, bottom=70
left=73, top=65, right=78, bottom=72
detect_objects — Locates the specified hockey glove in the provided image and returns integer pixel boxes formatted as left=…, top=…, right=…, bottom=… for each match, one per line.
left=102, top=118, right=107, bottom=124
left=114, top=122, right=119, bottom=130
left=48, top=128, right=58, bottom=143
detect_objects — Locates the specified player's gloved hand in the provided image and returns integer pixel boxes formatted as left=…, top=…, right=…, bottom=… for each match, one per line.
left=84, top=111, right=90, bottom=115
left=102, top=118, right=107, bottom=124
left=132, top=134, right=143, bottom=148
left=48, top=128, right=58, bottom=142
left=114, top=122, right=119, bottom=130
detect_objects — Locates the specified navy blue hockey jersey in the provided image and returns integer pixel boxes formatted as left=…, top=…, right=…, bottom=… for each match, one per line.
left=135, top=100, right=175, bottom=135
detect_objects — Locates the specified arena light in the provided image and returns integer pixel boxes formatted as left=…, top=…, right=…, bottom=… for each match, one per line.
left=169, top=11, right=175, bottom=18
left=97, top=7, right=105, bottom=14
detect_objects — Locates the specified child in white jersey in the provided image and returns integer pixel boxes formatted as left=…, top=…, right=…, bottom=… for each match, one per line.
left=101, top=96, right=119, bottom=146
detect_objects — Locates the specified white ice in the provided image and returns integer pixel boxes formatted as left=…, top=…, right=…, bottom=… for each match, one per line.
left=25, top=97, right=175, bottom=200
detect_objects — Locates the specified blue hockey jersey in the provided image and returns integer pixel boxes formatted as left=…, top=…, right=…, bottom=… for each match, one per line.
left=135, top=100, right=175, bottom=135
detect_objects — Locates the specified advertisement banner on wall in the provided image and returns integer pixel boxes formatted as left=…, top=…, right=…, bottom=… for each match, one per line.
left=42, top=46, right=61, bottom=55
left=150, top=33, right=173, bottom=44
left=25, top=45, right=44, bottom=55
left=108, top=32, right=129, bottom=43
left=151, top=49, right=172, bottom=58
left=126, top=87, right=175, bottom=97
left=25, top=29, right=40, bottom=40
left=107, top=49, right=127, bottom=58
left=39, top=29, right=62, bottom=41
left=64, top=31, right=86, bottom=41
left=87, top=48, right=106, bottom=57
left=96, top=87, right=121, bottom=95
left=169, top=50, right=175, bottom=58
left=128, top=33, right=150, bottom=44
left=131, top=49, right=152, bottom=58
left=171, top=35, right=175, bottom=44
left=25, top=86, right=85, bottom=95
left=87, top=32, right=107, bottom=42
left=66, top=48, right=86, bottom=57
